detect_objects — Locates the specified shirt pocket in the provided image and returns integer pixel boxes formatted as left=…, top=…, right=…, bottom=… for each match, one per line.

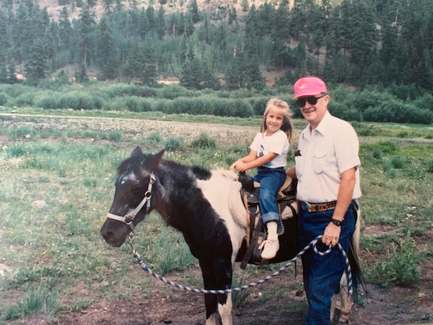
left=313, top=151, right=327, bottom=174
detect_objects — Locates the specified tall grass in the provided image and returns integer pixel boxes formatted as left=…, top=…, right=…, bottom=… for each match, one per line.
left=0, top=284, right=61, bottom=321
left=367, top=233, right=423, bottom=286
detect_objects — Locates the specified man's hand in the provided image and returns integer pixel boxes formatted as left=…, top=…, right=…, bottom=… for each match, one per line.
left=322, top=223, right=341, bottom=247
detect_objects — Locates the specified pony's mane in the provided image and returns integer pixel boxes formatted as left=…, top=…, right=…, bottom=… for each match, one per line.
left=163, top=159, right=212, bottom=180
left=117, top=154, right=212, bottom=180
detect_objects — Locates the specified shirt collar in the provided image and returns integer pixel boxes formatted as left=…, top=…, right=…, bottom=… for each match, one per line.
left=315, top=111, right=332, bottom=136
left=301, top=111, right=332, bottom=140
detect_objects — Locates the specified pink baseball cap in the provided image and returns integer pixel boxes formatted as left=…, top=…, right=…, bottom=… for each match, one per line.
left=293, top=77, right=327, bottom=99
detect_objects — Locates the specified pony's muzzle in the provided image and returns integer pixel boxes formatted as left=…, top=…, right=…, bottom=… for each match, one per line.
left=100, top=220, right=128, bottom=247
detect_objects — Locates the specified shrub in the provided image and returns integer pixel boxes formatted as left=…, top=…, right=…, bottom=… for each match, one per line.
left=103, top=84, right=158, bottom=98
left=164, top=137, right=183, bottom=151
left=103, top=131, right=123, bottom=142
left=389, top=155, right=406, bottom=169
left=59, top=94, right=81, bottom=110
left=158, top=85, right=193, bottom=100
left=59, top=93, right=105, bottom=110
left=146, top=132, right=162, bottom=144
left=34, top=95, right=60, bottom=109
left=413, top=94, right=433, bottom=112
left=372, top=149, right=383, bottom=159
left=213, top=99, right=231, bottom=116
left=14, top=92, right=37, bottom=107
left=351, top=90, right=383, bottom=112
left=230, top=99, right=254, bottom=118
left=191, top=133, right=216, bottom=150
left=123, top=96, right=152, bottom=112
left=9, top=126, right=36, bottom=141
left=248, top=97, right=269, bottom=116
left=427, top=159, right=433, bottom=173
left=367, top=234, right=422, bottom=286
left=0, top=92, right=9, bottom=105
left=189, top=97, right=215, bottom=115
left=375, top=141, right=399, bottom=154
left=386, top=83, right=424, bottom=101
left=6, top=144, right=27, bottom=157
left=329, top=102, right=362, bottom=121
left=151, top=99, right=171, bottom=112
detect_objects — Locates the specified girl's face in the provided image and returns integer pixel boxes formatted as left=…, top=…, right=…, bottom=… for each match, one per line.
left=265, top=107, right=285, bottom=135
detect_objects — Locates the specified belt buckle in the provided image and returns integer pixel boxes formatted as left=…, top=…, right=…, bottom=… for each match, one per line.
left=301, top=201, right=312, bottom=213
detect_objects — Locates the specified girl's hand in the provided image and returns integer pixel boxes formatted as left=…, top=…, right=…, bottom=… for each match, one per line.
left=231, top=160, right=248, bottom=172
left=230, top=160, right=240, bottom=171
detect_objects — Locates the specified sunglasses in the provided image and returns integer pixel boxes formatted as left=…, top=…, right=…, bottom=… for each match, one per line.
left=296, top=94, right=326, bottom=108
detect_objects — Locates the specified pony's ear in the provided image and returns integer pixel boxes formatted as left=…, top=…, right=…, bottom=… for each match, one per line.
left=144, top=150, right=165, bottom=171
left=131, top=146, right=143, bottom=157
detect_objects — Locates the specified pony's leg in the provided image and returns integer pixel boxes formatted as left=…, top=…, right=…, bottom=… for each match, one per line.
left=339, top=273, right=353, bottom=323
left=199, top=260, right=220, bottom=325
left=330, top=293, right=337, bottom=322
left=205, top=313, right=219, bottom=325
left=214, top=258, right=233, bottom=325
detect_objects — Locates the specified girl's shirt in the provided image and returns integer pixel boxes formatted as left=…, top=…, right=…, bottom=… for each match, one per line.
left=250, top=129, right=290, bottom=168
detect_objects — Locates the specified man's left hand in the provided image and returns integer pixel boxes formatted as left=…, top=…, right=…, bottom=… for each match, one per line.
left=322, top=223, right=341, bottom=247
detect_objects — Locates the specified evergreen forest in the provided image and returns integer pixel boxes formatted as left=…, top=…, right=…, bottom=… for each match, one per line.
left=0, top=0, right=433, bottom=124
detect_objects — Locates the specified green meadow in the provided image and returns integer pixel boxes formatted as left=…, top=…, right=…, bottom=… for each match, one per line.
left=0, top=112, right=432, bottom=323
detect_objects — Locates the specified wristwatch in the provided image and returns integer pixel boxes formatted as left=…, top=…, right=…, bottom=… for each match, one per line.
left=331, top=219, right=342, bottom=227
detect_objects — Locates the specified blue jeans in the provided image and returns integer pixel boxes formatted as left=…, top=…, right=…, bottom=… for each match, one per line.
left=299, top=205, right=355, bottom=325
left=253, top=167, right=286, bottom=228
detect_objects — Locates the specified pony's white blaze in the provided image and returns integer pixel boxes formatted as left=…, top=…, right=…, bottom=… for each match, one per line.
left=120, top=171, right=137, bottom=184
left=197, top=171, right=246, bottom=263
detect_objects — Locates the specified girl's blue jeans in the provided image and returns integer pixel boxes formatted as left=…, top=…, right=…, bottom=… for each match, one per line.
left=253, top=167, right=286, bottom=230
left=299, top=205, right=355, bottom=325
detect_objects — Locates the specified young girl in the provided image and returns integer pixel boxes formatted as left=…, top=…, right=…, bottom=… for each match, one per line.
left=230, top=98, right=292, bottom=259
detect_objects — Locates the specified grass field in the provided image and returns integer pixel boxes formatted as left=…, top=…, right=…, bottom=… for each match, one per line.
left=0, top=112, right=432, bottom=324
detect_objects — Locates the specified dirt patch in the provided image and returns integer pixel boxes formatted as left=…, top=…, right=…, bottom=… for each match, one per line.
left=9, top=270, right=433, bottom=325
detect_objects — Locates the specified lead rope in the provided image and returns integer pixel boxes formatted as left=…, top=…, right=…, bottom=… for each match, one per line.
left=128, top=234, right=353, bottom=295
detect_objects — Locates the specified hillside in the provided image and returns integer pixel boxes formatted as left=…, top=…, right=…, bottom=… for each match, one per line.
left=37, top=0, right=269, bottom=21
left=1, top=0, right=432, bottom=94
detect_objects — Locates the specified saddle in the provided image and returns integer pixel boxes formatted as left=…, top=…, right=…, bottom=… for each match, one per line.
left=236, top=172, right=300, bottom=269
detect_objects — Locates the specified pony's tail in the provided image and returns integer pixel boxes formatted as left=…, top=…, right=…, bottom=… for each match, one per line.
left=349, top=204, right=367, bottom=301
left=348, top=243, right=366, bottom=302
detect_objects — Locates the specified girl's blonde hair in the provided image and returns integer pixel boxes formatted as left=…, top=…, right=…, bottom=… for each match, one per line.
left=260, top=98, right=293, bottom=142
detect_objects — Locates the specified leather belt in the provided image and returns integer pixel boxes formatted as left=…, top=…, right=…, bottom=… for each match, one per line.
left=299, top=200, right=337, bottom=213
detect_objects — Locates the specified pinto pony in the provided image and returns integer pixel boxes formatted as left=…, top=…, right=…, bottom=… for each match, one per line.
left=100, top=148, right=362, bottom=325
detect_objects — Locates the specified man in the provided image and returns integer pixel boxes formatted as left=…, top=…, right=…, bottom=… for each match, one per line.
left=286, top=76, right=361, bottom=325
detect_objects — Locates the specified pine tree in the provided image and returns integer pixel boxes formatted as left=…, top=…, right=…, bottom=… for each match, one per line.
left=140, top=44, right=157, bottom=85
left=0, top=10, right=9, bottom=63
left=0, top=65, right=8, bottom=84
left=96, top=15, right=118, bottom=79
left=24, top=39, right=48, bottom=83
left=189, top=0, right=200, bottom=23
left=244, top=55, right=265, bottom=89
left=75, top=62, right=89, bottom=82
left=103, top=0, right=114, bottom=13
left=270, top=0, right=291, bottom=68
left=44, top=21, right=60, bottom=71
left=58, top=8, right=73, bottom=51
left=78, top=6, right=96, bottom=66
left=180, top=57, right=202, bottom=89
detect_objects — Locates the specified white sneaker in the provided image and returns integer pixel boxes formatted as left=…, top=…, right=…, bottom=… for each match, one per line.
left=259, top=239, right=279, bottom=260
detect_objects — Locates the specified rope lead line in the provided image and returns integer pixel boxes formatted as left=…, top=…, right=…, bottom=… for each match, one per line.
left=130, top=235, right=353, bottom=295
